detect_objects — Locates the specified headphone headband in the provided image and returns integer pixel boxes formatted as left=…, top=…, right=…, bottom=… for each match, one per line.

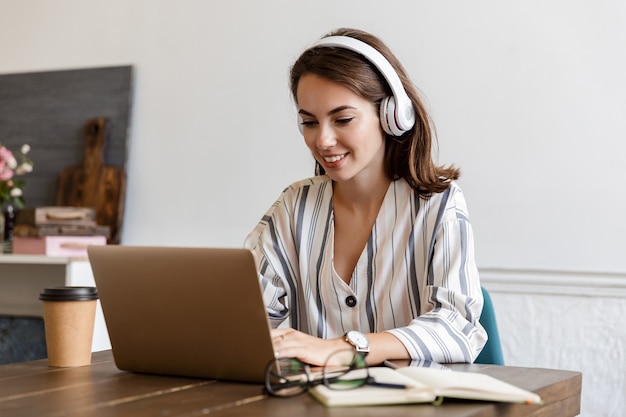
left=309, top=35, right=416, bottom=136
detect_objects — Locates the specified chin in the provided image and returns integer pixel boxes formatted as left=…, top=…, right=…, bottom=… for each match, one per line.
left=325, top=171, right=354, bottom=183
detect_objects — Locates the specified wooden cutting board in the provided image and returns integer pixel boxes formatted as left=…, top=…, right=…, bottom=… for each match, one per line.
left=56, top=118, right=126, bottom=244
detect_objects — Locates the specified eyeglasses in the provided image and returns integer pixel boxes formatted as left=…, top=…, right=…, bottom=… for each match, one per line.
left=264, top=349, right=408, bottom=397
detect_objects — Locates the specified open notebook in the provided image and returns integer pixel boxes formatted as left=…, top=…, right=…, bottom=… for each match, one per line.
left=309, top=364, right=543, bottom=407
left=87, top=245, right=276, bottom=383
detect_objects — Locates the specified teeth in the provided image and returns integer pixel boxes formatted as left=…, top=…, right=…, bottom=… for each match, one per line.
left=324, top=154, right=345, bottom=163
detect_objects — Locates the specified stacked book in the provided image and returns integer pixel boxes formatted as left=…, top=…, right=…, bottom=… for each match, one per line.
left=12, top=207, right=109, bottom=257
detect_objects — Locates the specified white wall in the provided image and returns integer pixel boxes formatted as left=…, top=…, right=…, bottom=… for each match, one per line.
left=1, top=1, right=625, bottom=416
left=2, top=0, right=624, bottom=272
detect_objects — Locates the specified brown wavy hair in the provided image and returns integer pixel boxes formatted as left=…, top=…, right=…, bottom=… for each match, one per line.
left=290, top=28, right=460, bottom=196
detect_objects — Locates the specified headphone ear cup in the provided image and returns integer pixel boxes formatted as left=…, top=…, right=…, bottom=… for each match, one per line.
left=379, top=96, right=392, bottom=136
left=396, top=99, right=416, bottom=134
left=380, top=96, right=401, bottom=136
left=380, top=95, right=416, bottom=137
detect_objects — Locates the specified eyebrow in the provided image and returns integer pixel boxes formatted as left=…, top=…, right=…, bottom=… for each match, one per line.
left=298, top=105, right=357, bottom=118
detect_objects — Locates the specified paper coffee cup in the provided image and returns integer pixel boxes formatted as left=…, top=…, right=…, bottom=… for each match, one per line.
left=39, top=287, right=99, bottom=367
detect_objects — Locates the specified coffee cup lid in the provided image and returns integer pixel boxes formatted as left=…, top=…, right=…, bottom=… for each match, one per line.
left=39, top=286, right=99, bottom=302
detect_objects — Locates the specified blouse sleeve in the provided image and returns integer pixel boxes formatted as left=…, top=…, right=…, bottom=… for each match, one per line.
left=386, top=187, right=488, bottom=363
left=244, top=187, right=297, bottom=329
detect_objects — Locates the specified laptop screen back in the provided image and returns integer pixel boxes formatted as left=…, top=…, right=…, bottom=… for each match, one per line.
left=88, top=245, right=275, bottom=383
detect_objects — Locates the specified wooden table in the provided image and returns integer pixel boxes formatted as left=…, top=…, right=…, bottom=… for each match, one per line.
left=0, top=351, right=581, bottom=417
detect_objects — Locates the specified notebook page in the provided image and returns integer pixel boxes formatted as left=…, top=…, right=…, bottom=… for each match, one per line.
left=397, top=367, right=542, bottom=404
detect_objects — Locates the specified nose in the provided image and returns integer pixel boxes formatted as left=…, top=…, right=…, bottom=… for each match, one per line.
left=315, top=123, right=337, bottom=150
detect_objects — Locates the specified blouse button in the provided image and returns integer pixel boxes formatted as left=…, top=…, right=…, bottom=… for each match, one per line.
left=345, top=296, right=357, bottom=307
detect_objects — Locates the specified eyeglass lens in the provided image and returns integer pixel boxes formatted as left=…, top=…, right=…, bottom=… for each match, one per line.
left=322, top=349, right=369, bottom=390
left=264, top=349, right=370, bottom=397
left=264, top=358, right=311, bottom=397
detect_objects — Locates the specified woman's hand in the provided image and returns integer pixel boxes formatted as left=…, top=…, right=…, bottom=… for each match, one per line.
left=271, top=328, right=349, bottom=366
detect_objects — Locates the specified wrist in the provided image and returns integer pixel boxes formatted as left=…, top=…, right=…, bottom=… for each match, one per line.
left=336, top=337, right=352, bottom=351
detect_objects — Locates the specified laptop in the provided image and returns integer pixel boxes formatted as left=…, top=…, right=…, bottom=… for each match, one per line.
left=87, top=245, right=276, bottom=383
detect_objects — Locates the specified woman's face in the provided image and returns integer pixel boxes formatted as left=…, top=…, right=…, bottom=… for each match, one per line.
left=296, top=74, right=386, bottom=184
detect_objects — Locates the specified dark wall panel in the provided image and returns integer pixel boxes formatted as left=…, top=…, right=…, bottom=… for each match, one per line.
left=0, top=66, right=133, bottom=209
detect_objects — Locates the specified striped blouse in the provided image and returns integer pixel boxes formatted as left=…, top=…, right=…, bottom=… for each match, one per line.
left=244, top=175, right=487, bottom=363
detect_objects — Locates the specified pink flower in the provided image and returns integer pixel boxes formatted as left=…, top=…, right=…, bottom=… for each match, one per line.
left=0, top=146, right=17, bottom=169
left=0, top=161, right=14, bottom=181
left=0, top=146, right=10, bottom=158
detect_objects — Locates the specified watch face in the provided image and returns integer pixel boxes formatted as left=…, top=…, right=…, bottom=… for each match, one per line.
left=347, top=330, right=369, bottom=348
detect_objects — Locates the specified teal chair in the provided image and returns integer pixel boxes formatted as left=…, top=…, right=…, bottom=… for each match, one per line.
left=475, top=287, right=505, bottom=365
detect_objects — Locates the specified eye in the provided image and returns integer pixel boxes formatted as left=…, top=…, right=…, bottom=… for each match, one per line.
left=336, top=117, right=354, bottom=126
left=300, top=120, right=318, bottom=128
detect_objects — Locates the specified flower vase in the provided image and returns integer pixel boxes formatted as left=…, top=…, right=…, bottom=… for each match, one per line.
left=2, top=203, right=16, bottom=254
left=0, top=208, right=4, bottom=254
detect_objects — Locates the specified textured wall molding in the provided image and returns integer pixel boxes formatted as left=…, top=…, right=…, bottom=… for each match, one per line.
left=480, top=267, right=626, bottom=299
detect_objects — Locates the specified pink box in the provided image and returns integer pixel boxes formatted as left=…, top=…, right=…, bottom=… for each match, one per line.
left=12, top=236, right=107, bottom=258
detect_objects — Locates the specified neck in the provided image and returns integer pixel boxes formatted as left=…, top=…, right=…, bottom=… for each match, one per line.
left=333, top=174, right=391, bottom=216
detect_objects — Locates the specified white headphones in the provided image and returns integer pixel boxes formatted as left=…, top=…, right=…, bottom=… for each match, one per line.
left=298, top=35, right=416, bottom=137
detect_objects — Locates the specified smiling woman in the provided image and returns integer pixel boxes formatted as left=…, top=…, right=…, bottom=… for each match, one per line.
left=244, top=28, right=486, bottom=368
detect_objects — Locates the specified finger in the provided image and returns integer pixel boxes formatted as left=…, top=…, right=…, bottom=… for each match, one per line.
left=271, top=329, right=289, bottom=339
left=271, top=329, right=291, bottom=346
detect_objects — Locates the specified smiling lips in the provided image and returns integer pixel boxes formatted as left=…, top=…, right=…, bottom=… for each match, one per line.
left=323, top=153, right=347, bottom=163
